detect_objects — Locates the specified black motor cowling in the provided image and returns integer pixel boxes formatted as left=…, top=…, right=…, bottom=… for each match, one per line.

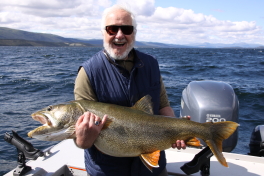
left=180, top=81, right=239, bottom=152
left=249, top=125, right=264, bottom=156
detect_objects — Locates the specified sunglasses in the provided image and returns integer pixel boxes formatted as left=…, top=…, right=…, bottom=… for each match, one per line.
left=105, top=25, right=134, bottom=35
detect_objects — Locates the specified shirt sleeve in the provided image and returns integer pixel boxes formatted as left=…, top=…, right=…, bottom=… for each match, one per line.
left=74, top=67, right=98, bottom=101
left=159, top=76, right=171, bottom=109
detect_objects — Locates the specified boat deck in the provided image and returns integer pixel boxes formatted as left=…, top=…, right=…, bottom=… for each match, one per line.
left=166, top=148, right=264, bottom=176
left=4, top=139, right=264, bottom=176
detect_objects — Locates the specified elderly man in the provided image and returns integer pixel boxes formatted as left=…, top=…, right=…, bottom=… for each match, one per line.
left=74, top=4, right=186, bottom=176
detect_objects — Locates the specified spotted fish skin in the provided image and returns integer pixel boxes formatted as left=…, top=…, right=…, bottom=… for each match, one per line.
left=28, top=95, right=239, bottom=169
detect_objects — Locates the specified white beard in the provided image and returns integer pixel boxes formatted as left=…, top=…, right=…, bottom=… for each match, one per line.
left=104, top=38, right=135, bottom=60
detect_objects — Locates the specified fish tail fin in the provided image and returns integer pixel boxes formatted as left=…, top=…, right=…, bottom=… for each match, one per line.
left=205, top=121, right=239, bottom=167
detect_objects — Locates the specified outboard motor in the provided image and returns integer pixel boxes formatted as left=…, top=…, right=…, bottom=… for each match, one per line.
left=180, top=81, right=239, bottom=152
left=248, top=125, right=264, bottom=156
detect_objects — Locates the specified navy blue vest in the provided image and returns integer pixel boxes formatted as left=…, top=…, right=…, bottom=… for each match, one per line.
left=81, top=49, right=166, bottom=176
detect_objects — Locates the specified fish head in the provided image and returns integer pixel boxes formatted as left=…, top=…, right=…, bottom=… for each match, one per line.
left=28, top=101, right=84, bottom=141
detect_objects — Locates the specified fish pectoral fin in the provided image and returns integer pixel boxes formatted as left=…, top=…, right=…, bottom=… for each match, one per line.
left=102, top=119, right=113, bottom=130
left=185, top=137, right=202, bottom=147
left=65, top=125, right=76, bottom=139
left=140, top=150, right=160, bottom=172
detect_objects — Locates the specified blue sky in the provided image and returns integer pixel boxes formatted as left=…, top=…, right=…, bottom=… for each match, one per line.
left=1, top=0, right=263, bottom=45
left=156, top=0, right=264, bottom=25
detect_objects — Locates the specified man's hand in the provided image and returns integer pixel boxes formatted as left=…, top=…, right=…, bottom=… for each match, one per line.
left=172, top=140, right=186, bottom=150
left=75, top=112, right=108, bottom=149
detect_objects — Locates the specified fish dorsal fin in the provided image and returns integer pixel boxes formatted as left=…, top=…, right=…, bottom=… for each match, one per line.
left=131, top=95, right=154, bottom=115
left=140, top=150, right=160, bottom=172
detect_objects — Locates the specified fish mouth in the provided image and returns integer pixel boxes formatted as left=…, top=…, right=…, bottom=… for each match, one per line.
left=28, top=113, right=54, bottom=138
left=28, top=125, right=75, bottom=141
left=31, top=113, right=53, bottom=126
left=29, top=111, right=76, bottom=141
left=28, top=125, right=50, bottom=138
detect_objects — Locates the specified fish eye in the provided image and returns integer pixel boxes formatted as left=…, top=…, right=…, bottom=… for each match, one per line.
left=47, top=106, right=52, bottom=111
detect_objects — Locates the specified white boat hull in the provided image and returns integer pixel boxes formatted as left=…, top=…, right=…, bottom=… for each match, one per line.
left=4, top=139, right=264, bottom=176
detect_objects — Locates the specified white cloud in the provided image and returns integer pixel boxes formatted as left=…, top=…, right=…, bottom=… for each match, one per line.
left=116, top=0, right=155, bottom=16
left=134, top=6, right=263, bottom=44
left=0, top=0, right=263, bottom=44
left=0, top=0, right=112, bottom=39
left=0, top=0, right=107, bottom=17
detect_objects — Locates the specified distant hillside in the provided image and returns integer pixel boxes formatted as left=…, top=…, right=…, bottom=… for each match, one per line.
left=0, top=39, right=92, bottom=47
left=0, top=27, right=192, bottom=48
left=0, top=27, right=72, bottom=42
left=1, top=27, right=264, bottom=48
left=0, top=27, right=95, bottom=47
left=190, top=42, right=264, bottom=48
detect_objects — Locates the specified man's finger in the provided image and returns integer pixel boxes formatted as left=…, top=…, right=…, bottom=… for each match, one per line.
left=76, top=114, right=85, bottom=127
left=176, top=140, right=181, bottom=150
left=101, top=114, right=108, bottom=125
left=181, top=140, right=186, bottom=149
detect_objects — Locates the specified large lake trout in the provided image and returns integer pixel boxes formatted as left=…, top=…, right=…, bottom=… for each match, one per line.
left=28, top=95, right=238, bottom=170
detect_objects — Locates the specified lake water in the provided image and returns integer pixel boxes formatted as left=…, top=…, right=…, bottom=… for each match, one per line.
left=0, top=47, right=263, bottom=175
